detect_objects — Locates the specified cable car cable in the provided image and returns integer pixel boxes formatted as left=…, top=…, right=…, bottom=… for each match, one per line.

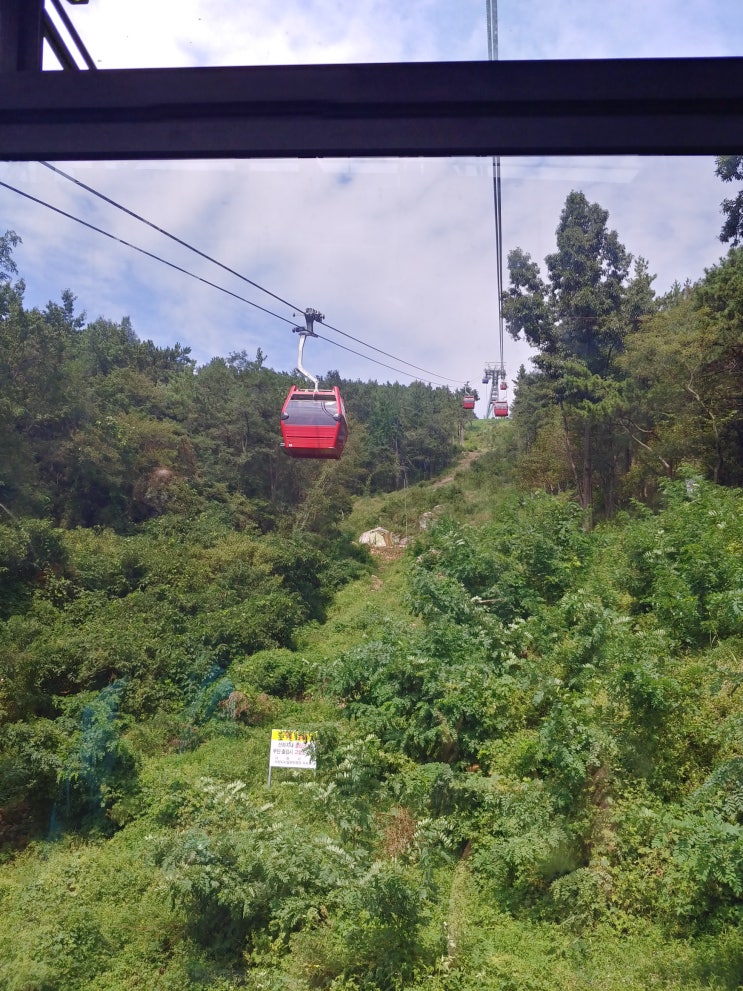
left=0, top=179, right=297, bottom=327
left=39, top=161, right=303, bottom=314
left=314, top=332, right=451, bottom=386
left=38, top=161, right=467, bottom=387
left=318, top=317, right=463, bottom=384
left=0, top=179, right=457, bottom=388
left=485, top=0, right=507, bottom=416
left=46, top=0, right=98, bottom=71
left=2, top=176, right=460, bottom=387
left=2, top=172, right=469, bottom=389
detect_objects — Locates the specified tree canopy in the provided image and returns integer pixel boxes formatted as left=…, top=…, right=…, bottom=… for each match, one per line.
left=716, top=154, right=743, bottom=245
left=502, top=191, right=656, bottom=523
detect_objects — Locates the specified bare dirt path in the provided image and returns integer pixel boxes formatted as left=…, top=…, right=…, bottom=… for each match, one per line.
left=431, top=449, right=483, bottom=489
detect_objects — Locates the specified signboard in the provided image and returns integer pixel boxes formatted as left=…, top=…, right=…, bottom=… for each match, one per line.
left=268, top=729, right=316, bottom=786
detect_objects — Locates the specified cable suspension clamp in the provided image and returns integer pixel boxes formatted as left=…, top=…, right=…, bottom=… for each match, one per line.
left=304, top=307, right=324, bottom=334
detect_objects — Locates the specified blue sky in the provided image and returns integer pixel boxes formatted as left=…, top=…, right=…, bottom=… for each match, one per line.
left=1, top=1, right=741, bottom=415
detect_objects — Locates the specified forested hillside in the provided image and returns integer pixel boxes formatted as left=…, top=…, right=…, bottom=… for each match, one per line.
left=1, top=187, right=743, bottom=990
left=504, top=190, right=743, bottom=522
left=0, top=226, right=466, bottom=533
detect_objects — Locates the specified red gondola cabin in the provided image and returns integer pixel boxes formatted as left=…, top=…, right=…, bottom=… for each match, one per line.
left=280, top=385, right=349, bottom=459
left=493, top=401, right=509, bottom=417
left=462, top=395, right=475, bottom=410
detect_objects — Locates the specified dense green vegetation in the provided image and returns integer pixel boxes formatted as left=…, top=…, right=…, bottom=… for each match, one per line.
left=504, top=189, right=743, bottom=520
left=2, top=179, right=743, bottom=990
left=3, top=472, right=743, bottom=990
left=0, top=229, right=467, bottom=533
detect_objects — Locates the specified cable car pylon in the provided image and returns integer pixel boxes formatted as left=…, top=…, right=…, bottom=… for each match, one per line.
left=482, top=363, right=509, bottom=418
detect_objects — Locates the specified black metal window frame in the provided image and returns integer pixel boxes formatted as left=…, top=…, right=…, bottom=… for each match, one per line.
left=0, top=0, right=741, bottom=160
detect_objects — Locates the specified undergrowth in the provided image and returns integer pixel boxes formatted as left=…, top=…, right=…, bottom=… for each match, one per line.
left=1, top=429, right=743, bottom=989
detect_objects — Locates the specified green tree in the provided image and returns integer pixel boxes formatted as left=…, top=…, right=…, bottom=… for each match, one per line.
left=503, top=190, right=655, bottom=523
left=715, top=155, right=743, bottom=245
left=619, top=250, right=743, bottom=491
left=0, top=228, right=20, bottom=284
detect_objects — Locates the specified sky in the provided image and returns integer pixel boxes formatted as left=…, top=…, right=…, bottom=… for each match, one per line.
left=1, top=1, right=742, bottom=417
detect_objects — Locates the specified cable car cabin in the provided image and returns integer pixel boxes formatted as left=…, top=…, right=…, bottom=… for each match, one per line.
left=499, top=380, right=507, bottom=391
left=462, top=396, right=475, bottom=410
left=493, top=401, right=509, bottom=417
left=280, top=385, right=349, bottom=459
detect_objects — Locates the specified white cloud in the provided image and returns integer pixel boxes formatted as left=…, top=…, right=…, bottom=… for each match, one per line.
left=64, top=0, right=743, bottom=68
left=7, top=0, right=742, bottom=404
left=0, top=149, right=733, bottom=391
left=499, top=0, right=742, bottom=59
left=63, top=0, right=485, bottom=68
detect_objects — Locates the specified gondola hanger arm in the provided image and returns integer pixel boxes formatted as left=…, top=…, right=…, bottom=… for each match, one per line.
left=292, top=308, right=325, bottom=391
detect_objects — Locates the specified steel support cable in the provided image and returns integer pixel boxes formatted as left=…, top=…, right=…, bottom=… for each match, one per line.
left=46, top=0, right=97, bottom=70
left=39, top=161, right=465, bottom=386
left=495, top=157, right=504, bottom=374
left=0, top=178, right=454, bottom=384
left=42, top=11, right=78, bottom=70
left=486, top=0, right=505, bottom=415
left=319, top=318, right=463, bottom=384
left=40, top=161, right=302, bottom=312
left=0, top=178, right=297, bottom=325
left=314, top=332, right=451, bottom=386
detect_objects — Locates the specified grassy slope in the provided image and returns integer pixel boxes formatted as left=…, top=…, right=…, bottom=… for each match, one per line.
left=0, top=422, right=741, bottom=989
left=333, top=427, right=741, bottom=991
